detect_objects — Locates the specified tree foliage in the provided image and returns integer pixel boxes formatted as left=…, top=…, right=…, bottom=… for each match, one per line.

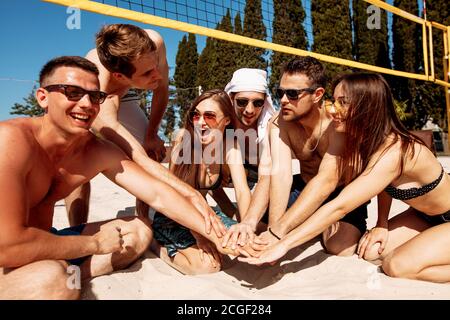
left=10, top=85, right=44, bottom=117
left=269, top=0, right=308, bottom=93
left=419, top=0, right=450, bottom=130
left=391, top=0, right=421, bottom=116
left=213, top=9, right=237, bottom=89
left=174, top=33, right=199, bottom=125
left=197, top=36, right=218, bottom=92
left=161, top=78, right=178, bottom=142
left=352, top=0, right=390, bottom=68
left=241, top=0, right=267, bottom=69
left=311, top=0, right=353, bottom=81
left=232, top=12, right=246, bottom=70
left=391, top=0, right=447, bottom=129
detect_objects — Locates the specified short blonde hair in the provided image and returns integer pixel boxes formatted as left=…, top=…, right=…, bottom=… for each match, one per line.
left=96, top=24, right=156, bottom=78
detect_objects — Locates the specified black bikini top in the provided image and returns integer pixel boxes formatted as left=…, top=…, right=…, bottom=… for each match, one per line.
left=385, top=167, right=445, bottom=200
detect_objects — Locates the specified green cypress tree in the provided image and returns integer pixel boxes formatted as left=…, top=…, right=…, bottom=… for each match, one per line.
left=269, top=0, right=308, bottom=92
left=214, top=9, right=237, bottom=89
left=185, top=33, right=199, bottom=91
left=311, top=0, right=353, bottom=81
left=417, top=0, right=449, bottom=130
left=352, top=0, right=390, bottom=68
left=174, top=34, right=199, bottom=124
left=241, top=0, right=267, bottom=69
left=10, top=85, right=44, bottom=117
left=174, top=35, right=188, bottom=113
left=234, top=11, right=243, bottom=36
left=391, top=0, right=439, bottom=129
left=232, top=12, right=247, bottom=71
left=392, top=0, right=421, bottom=112
left=161, top=78, right=178, bottom=142
left=197, top=36, right=218, bottom=92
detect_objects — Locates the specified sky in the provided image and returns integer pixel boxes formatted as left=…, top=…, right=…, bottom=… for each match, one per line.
left=0, top=0, right=206, bottom=121
left=0, top=0, right=422, bottom=121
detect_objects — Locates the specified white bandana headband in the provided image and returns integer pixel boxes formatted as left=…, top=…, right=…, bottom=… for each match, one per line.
left=224, top=68, right=275, bottom=143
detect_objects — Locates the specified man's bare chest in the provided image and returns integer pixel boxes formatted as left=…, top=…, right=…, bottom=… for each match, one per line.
left=29, top=161, right=92, bottom=208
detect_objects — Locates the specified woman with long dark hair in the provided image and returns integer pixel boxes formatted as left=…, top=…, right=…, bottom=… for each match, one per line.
left=240, top=73, right=450, bottom=283
left=151, top=89, right=254, bottom=275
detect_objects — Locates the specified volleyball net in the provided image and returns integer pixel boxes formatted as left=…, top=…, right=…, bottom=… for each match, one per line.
left=42, top=0, right=450, bottom=139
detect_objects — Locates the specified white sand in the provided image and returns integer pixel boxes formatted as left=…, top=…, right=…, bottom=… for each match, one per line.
left=52, top=157, right=450, bottom=299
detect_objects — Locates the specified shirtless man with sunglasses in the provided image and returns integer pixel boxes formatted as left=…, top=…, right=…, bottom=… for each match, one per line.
left=0, top=56, right=238, bottom=299
left=252, top=57, right=369, bottom=257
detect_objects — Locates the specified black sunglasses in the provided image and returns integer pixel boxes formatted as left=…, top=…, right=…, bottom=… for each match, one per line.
left=234, top=98, right=265, bottom=109
left=44, top=84, right=107, bottom=104
left=275, top=87, right=317, bottom=100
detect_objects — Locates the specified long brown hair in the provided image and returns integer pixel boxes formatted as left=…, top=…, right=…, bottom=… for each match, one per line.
left=333, top=73, right=425, bottom=184
left=171, top=89, right=238, bottom=188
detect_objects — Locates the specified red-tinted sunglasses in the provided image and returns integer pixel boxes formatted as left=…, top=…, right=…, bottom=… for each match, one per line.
left=189, top=110, right=220, bottom=127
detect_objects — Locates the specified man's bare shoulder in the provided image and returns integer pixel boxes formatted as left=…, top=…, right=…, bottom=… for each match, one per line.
left=145, top=29, right=165, bottom=47
left=85, top=48, right=99, bottom=63
left=85, top=48, right=111, bottom=84
left=84, top=134, right=128, bottom=165
left=268, top=111, right=280, bottom=129
left=268, top=111, right=298, bottom=136
left=85, top=133, right=118, bottom=152
left=0, top=119, right=38, bottom=166
left=0, top=119, right=35, bottom=145
left=145, top=29, right=169, bottom=80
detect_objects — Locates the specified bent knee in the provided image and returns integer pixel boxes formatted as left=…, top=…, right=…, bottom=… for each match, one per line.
left=125, top=217, right=153, bottom=253
left=362, top=243, right=382, bottom=261
left=183, top=256, right=222, bottom=275
left=186, top=263, right=221, bottom=275
left=382, top=254, right=412, bottom=278
left=34, top=260, right=80, bottom=300
left=323, top=235, right=358, bottom=257
left=324, top=241, right=357, bottom=257
left=323, top=222, right=360, bottom=257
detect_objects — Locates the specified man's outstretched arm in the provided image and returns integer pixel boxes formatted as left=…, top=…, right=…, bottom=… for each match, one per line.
left=144, top=30, right=169, bottom=161
left=267, top=119, right=293, bottom=225
left=101, top=144, right=233, bottom=254
left=269, top=130, right=344, bottom=238
left=92, top=97, right=226, bottom=237
left=0, top=127, right=121, bottom=268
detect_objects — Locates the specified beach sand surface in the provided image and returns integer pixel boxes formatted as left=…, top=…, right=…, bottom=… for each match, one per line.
left=52, top=157, right=450, bottom=299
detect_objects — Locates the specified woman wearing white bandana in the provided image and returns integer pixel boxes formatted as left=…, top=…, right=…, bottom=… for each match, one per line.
left=217, top=68, right=276, bottom=250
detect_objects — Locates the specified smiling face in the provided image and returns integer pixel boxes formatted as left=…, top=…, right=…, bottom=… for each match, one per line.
left=329, top=82, right=350, bottom=133
left=37, top=66, right=101, bottom=136
left=191, top=98, right=230, bottom=145
left=232, top=91, right=265, bottom=127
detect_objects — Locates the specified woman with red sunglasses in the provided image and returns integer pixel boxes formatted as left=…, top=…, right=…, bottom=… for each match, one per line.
left=150, top=89, right=258, bottom=275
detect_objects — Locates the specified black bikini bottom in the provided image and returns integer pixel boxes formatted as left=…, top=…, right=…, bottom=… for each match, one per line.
left=420, top=210, right=450, bottom=226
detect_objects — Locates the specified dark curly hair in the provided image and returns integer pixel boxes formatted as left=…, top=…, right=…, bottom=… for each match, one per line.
left=282, top=56, right=327, bottom=89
